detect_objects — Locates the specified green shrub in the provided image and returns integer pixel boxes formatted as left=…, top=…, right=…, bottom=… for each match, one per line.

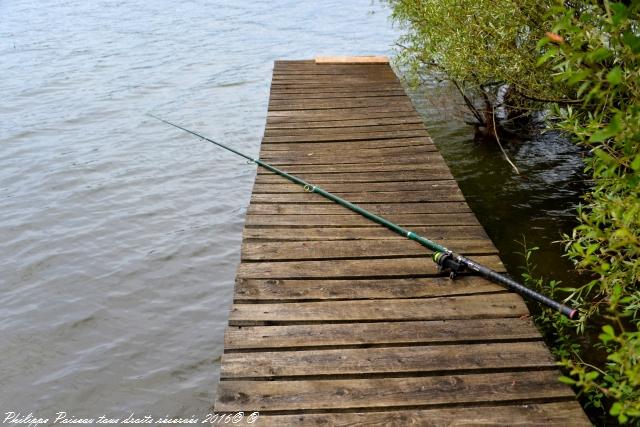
left=389, top=0, right=640, bottom=422
left=540, top=1, right=640, bottom=422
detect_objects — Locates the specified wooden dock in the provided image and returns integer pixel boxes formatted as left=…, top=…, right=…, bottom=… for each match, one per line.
left=214, top=58, right=589, bottom=425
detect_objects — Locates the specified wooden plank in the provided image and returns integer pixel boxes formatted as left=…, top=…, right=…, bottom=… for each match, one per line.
left=243, top=212, right=478, bottom=227
left=240, top=239, right=494, bottom=262
left=234, top=276, right=502, bottom=301
left=253, top=402, right=591, bottom=426
left=254, top=171, right=454, bottom=184
left=270, top=81, right=401, bottom=89
left=221, top=342, right=555, bottom=379
left=267, top=104, right=412, bottom=116
left=251, top=181, right=460, bottom=194
left=250, top=190, right=465, bottom=203
left=260, top=138, right=438, bottom=156
left=242, top=225, right=489, bottom=241
left=269, top=90, right=406, bottom=100
left=315, top=55, right=389, bottom=63
left=215, top=371, right=575, bottom=412
left=228, top=294, right=528, bottom=325
left=263, top=123, right=426, bottom=136
left=262, top=130, right=427, bottom=143
left=246, top=201, right=471, bottom=215
left=268, top=98, right=413, bottom=111
left=258, top=138, right=436, bottom=153
left=224, top=317, right=541, bottom=349
left=269, top=81, right=401, bottom=88
left=260, top=145, right=437, bottom=158
left=260, top=145, right=439, bottom=159
left=260, top=154, right=442, bottom=166
left=265, top=116, right=424, bottom=129
left=273, top=68, right=395, bottom=75
left=273, top=69, right=395, bottom=77
left=236, top=256, right=504, bottom=279
left=255, top=162, right=447, bottom=174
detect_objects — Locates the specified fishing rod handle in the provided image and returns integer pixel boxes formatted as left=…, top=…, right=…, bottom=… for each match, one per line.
left=457, top=255, right=578, bottom=320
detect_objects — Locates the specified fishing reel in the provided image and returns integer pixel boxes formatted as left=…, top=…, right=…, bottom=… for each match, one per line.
left=433, top=251, right=465, bottom=279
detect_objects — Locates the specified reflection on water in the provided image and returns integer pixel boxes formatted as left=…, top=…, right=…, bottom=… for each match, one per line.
left=0, top=0, right=397, bottom=418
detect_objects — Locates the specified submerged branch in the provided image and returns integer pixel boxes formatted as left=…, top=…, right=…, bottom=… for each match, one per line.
left=492, top=111, right=521, bottom=175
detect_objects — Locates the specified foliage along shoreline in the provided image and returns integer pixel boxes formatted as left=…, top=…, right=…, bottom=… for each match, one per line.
left=388, top=0, right=639, bottom=424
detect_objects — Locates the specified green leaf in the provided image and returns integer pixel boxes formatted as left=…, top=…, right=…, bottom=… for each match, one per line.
left=537, top=48, right=558, bottom=66
left=602, top=325, right=615, bottom=336
left=631, top=155, right=640, bottom=171
left=590, top=129, right=617, bottom=143
left=536, top=37, right=550, bottom=50
left=607, top=67, right=623, bottom=85
left=610, top=3, right=628, bottom=26
left=559, top=375, right=576, bottom=385
left=567, top=69, right=592, bottom=86
left=587, top=47, right=611, bottom=63
left=622, top=31, right=640, bottom=53
left=611, top=402, right=622, bottom=415
left=585, top=371, right=600, bottom=381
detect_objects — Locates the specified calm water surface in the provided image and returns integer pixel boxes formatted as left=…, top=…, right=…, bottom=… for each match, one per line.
left=1, top=0, right=586, bottom=421
left=1, top=0, right=397, bottom=419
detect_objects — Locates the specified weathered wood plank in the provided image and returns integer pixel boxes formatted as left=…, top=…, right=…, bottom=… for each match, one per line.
left=251, top=181, right=459, bottom=194
left=272, top=70, right=395, bottom=78
left=260, top=145, right=438, bottom=159
left=215, top=371, right=574, bottom=412
left=268, top=98, right=413, bottom=111
left=271, top=84, right=402, bottom=91
left=259, top=143, right=434, bottom=156
left=260, top=143, right=442, bottom=156
left=265, top=115, right=423, bottom=129
left=228, top=293, right=528, bottom=325
left=269, top=90, right=407, bottom=100
left=246, top=201, right=470, bottom=215
left=267, top=105, right=415, bottom=118
left=236, top=256, right=504, bottom=279
left=244, top=212, right=478, bottom=227
left=240, top=239, right=494, bottom=262
left=255, top=162, right=446, bottom=174
left=267, top=109, right=421, bottom=122
left=250, top=189, right=465, bottom=203
left=242, top=225, right=489, bottom=241
left=254, top=171, right=454, bottom=184
left=253, top=402, right=591, bottom=426
left=272, top=69, right=394, bottom=76
left=224, top=317, right=541, bottom=349
left=258, top=138, right=436, bottom=153
left=261, top=156, right=443, bottom=167
left=234, top=275, right=503, bottom=301
left=221, top=342, right=555, bottom=379
left=262, top=129, right=426, bottom=143
left=263, top=123, right=426, bottom=136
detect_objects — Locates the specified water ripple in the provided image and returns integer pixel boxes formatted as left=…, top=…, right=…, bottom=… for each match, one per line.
left=0, top=0, right=398, bottom=417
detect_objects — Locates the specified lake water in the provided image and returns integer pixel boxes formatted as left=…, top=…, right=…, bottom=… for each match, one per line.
left=0, top=0, right=585, bottom=421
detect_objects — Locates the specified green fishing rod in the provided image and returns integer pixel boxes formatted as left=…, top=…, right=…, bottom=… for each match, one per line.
left=150, top=114, right=578, bottom=320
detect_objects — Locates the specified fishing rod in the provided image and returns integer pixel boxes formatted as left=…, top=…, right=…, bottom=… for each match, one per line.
left=150, top=114, right=578, bottom=320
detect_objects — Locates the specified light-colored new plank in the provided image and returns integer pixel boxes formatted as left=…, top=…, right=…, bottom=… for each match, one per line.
left=315, top=55, right=390, bottom=64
